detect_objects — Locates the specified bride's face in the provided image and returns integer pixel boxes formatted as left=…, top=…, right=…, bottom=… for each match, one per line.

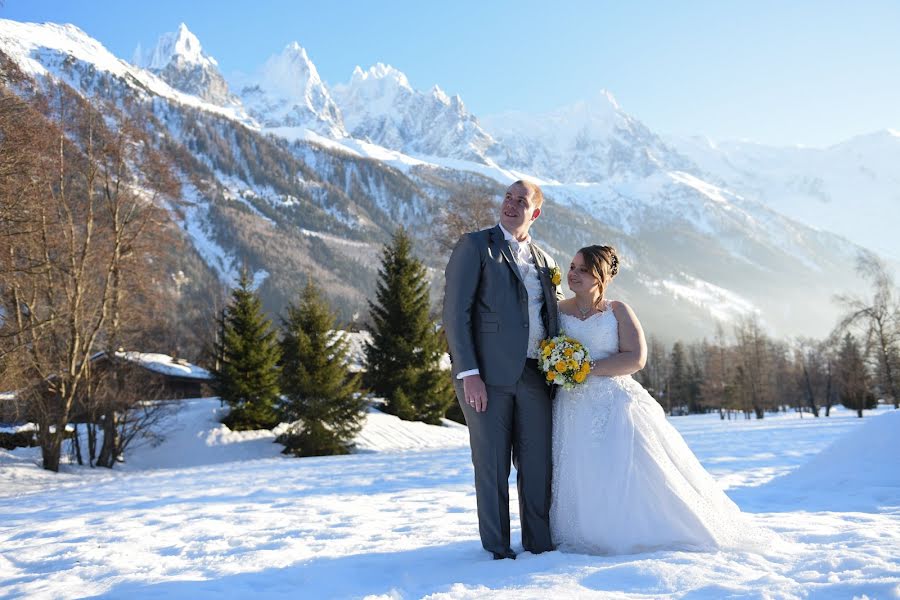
left=568, top=252, right=600, bottom=295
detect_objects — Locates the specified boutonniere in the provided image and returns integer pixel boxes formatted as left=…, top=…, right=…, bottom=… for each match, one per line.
left=550, top=266, right=562, bottom=287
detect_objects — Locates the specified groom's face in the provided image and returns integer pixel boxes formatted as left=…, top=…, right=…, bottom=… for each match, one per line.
left=500, top=182, right=541, bottom=233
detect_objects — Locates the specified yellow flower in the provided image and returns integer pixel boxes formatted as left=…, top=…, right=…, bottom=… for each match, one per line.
left=550, top=266, right=562, bottom=287
left=564, top=348, right=574, bottom=357
left=574, top=371, right=587, bottom=383
left=547, top=371, right=557, bottom=381
left=554, top=360, right=567, bottom=373
left=580, top=361, right=591, bottom=374
left=567, top=360, right=578, bottom=370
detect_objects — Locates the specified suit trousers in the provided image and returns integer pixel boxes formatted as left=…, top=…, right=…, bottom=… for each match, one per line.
left=454, top=360, right=554, bottom=555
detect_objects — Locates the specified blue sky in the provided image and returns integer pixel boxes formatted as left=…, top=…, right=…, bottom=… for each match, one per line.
left=3, top=0, right=898, bottom=147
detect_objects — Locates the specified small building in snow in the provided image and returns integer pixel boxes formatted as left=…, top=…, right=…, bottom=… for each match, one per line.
left=0, top=352, right=213, bottom=425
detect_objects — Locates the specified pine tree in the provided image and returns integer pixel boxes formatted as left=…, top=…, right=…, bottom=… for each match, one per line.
left=686, top=360, right=704, bottom=414
left=366, top=227, right=454, bottom=424
left=212, top=270, right=282, bottom=430
left=668, top=341, right=688, bottom=415
left=836, top=333, right=877, bottom=417
left=277, top=280, right=365, bottom=456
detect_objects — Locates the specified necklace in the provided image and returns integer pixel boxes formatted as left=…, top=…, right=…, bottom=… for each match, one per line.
left=575, top=300, right=594, bottom=320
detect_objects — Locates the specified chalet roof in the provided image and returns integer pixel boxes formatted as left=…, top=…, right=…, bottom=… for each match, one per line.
left=97, top=351, right=212, bottom=381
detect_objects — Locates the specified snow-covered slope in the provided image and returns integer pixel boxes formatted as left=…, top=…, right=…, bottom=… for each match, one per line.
left=670, top=130, right=900, bottom=260
left=733, top=408, right=900, bottom=513
left=126, top=398, right=469, bottom=469
left=0, top=397, right=469, bottom=477
left=482, top=91, right=697, bottom=183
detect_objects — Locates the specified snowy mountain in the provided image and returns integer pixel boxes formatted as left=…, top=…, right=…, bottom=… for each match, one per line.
left=0, top=18, right=878, bottom=340
left=669, top=130, right=900, bottom=260
left=0, top=19, right=421, bottom=316
left=132, top=23, right=238, bottom=108
left=0, top=19, right=251, bottom=125
left=332, top=63, right=495, bottom=163
left=482, top=91, right=697, bottom=183
left=236, top=41, right=346, bottom=137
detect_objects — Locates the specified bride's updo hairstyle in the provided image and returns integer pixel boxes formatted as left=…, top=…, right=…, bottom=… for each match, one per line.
left=578, top=245, right=619, bottom=302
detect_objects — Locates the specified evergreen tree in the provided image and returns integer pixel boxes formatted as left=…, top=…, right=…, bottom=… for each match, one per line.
left=366, top=227, right=454, bottom=424
left=212, top=270, right=282, bottom=430
left=277, top=280, right=365, bottom=456
left=668, top=341, right=688, bottom=415
left=686, top=360, right=704, bottom=414
left=638, top=335, right=669, bottom=412
left=837, top=333, right=877, bottom=417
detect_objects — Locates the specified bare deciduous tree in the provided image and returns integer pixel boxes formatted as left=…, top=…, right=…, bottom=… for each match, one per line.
left=732, top=315, right=774, bottom=419
left=0, top=73, right=176, bottom=471
left=835, top=252, right=900, bottom=408
left=434, top=189, right=497, bottom=255
left=700, top=323, right=733, bottom=419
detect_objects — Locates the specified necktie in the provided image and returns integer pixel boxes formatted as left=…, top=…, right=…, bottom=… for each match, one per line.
left=510, top=239, right=530, bottom=276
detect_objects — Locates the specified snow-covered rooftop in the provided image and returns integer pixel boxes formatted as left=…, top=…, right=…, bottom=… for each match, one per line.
left=112, top=351, right=212, bottom=380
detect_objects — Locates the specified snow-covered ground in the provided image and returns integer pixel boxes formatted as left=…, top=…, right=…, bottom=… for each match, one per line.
left=0, top=400, right=898, bottom=599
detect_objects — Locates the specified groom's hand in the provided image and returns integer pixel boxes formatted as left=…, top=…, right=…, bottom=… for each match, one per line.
left=463, top=375, right=488, bottom=412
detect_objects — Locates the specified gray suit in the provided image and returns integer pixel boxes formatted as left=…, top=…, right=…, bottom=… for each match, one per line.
left=443, top=225, right=563, bottom=555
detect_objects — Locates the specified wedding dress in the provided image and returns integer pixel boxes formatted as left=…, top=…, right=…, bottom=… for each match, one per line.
left=550, top=300, right=769, bottom=555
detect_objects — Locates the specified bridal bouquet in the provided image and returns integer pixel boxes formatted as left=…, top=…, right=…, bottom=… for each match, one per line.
left=538, top=335, right=592, bottom=390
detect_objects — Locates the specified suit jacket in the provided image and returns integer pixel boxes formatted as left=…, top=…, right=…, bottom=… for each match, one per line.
left=443, top=225, right=564, bottom=387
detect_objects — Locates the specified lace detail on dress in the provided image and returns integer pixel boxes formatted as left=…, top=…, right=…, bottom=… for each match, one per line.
left=550, top=299, right=777, bottom=556
left=591, top=402, right=612, bottom=438
left=559, top=300, right=619, bottom=362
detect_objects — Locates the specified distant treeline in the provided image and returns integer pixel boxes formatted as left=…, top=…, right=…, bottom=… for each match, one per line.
left=636, top=254, right=899, bottom=419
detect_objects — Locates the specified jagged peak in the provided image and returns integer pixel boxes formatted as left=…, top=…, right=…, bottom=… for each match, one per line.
left=258, top=41, right=327, bottom=97
left=282, top=41, right=311, bottom=62
left=242, top=40, right=345, bottom=137
left=263, top=41, right=321, bottom=81
left=431, top=84, right=450, bottom=105
left=135, top=23, right=217, bottom=71
left=349, top=62, right=411, bottom=90
left=599, top=89, right=620, bottom=110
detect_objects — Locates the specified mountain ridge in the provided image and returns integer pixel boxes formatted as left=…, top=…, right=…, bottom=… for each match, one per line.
left=0, top=18, right=879, bottom=342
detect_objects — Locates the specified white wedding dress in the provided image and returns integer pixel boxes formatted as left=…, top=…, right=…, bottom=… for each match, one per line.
left=550, top=301, right=768, bottom=555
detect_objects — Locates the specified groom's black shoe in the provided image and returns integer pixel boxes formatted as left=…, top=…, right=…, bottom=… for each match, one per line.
left=492, top=550, right=516, bottom=560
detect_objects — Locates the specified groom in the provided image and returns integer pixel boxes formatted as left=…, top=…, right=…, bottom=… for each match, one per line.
left=443, top=180, right=563, bottom=560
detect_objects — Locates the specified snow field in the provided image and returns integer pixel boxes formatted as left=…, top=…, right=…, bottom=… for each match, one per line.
left=0, top=401, right=897, bottom=599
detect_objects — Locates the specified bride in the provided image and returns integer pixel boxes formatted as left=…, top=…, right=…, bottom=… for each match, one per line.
left=550, top=245, right=769, bottom=555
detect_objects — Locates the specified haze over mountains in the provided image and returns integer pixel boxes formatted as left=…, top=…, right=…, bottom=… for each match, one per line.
left=1, top=19, right=895, bottom=341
